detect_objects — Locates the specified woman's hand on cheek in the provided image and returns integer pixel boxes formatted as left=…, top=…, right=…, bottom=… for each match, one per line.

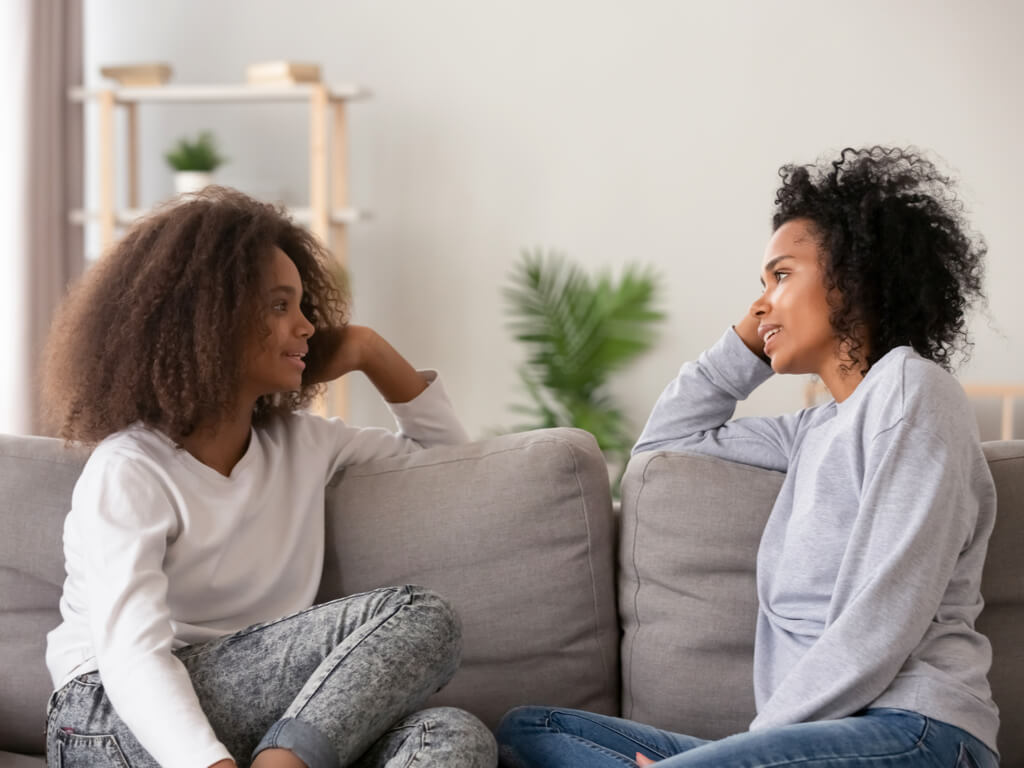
left=734, top=310, right=771, bottom=364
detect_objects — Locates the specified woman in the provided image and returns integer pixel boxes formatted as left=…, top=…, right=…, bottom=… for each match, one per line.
left=497, top=147, right=999, bottom=767
left=42, top=188, right=497, bottom=768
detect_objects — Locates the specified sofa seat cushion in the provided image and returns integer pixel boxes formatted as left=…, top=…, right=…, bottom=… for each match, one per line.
left=318, top=427, right=620, bottom=729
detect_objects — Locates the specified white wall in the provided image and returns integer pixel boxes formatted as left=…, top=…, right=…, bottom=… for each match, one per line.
left=82, top=0, right=1024, bottom=439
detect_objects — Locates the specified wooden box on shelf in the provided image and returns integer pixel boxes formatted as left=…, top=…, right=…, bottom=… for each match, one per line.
left=246, top=61, right=321, bottom=86
left=99, top=62, right=172, bottom=87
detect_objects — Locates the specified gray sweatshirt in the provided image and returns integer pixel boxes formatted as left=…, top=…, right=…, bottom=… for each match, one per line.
left=634, top=328, right=999, bottom=753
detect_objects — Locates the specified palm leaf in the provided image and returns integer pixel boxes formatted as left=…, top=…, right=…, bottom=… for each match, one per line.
left=503, top=249, right=664, bottom=462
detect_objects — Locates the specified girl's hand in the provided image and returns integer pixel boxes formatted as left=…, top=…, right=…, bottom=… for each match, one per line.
left=325, top=324, right=376, bottom=379
left=320, top=325, right=428, bottom=403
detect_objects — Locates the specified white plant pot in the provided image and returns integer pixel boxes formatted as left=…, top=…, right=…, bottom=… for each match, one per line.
left=173, top=171, right=214, bottom=196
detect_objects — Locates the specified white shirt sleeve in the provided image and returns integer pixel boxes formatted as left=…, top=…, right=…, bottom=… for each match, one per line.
left=73, top=453, right=232, bottom=768
left=320, top=370, right=470, bottom=477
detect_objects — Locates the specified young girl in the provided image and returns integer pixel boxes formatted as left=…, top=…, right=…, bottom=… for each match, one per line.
left=41, top=188, right=497, bottom=768
left=496, top=147, right=1000, bottom=767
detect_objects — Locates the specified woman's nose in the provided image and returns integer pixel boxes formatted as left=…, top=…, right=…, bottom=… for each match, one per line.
left=749, top=292, right=769, bottom=318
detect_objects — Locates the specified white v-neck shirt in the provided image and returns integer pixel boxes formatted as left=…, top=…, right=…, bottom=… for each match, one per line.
left=46, top=371, right=468, bottom=768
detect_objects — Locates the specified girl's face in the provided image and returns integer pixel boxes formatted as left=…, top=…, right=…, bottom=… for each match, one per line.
left=241, top=246, right=315, bottom=400
left=750, top=219, right=843, bottom=382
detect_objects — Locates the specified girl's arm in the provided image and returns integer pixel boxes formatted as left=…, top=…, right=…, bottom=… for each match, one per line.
left=300, top=325, right=470, bottom=474
left=307, top=325, right=427, bottom=403
left=633, top=319, right=808, bottom=472
left=66, top=454, right=233, bottom=768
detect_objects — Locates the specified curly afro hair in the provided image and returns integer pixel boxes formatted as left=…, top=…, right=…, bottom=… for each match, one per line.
left=42, top=187, right=349, bottom=444
left=772, top=146, right=986, bottom=373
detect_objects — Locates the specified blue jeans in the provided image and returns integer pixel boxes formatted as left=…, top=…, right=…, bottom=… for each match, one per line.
left=46, top=586, right=497, bottom=767
left=496, top=706, right=998, bottom=767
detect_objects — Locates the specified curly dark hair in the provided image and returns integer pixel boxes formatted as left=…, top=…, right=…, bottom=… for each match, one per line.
left=772, top=146, right=986, bottom=372
left=42, top=187, right=349, bottom=444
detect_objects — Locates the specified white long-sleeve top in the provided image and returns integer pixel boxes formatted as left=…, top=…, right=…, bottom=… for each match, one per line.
left=46, top=372, right=469, bottom=768
left=634, top=330, right=999, bottom=754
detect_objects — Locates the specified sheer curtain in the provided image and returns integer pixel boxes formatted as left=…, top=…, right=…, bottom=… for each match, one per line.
left=0, top=0, right=83, bottom=435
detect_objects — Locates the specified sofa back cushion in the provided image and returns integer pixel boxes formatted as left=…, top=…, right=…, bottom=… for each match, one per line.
left=0, top=435, right=89, bottom=755
left=0, top=427, right=619, bottom=756
left=318, top=427, right=620, bottom=728
left=618, top=450, right=780, bottom=739
left=976, top=440, right=1024, bottom=766
left=619, top=441, right=1024, bottom=766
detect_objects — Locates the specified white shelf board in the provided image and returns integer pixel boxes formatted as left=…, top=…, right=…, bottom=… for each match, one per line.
left=68, top=83, right=370, bottom=104
left=70, top=207, right=370, bottom=227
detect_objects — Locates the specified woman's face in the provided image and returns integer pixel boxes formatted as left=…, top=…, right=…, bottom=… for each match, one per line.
left=241, top=246, right=315, bottom=400
left=750, top=219, right=840, bottom=379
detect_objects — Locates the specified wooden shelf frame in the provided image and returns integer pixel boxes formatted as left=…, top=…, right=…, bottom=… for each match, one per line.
left=68, top=82, right=370, bottom=418
left=962, top=383, right=1024, bottom=441
left=68, top=82, right=369, bottom=256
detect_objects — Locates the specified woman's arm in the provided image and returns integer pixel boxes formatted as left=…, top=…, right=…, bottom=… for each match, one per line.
left=751, top=415, right=992, bottom=728
left=633, top=321, right=805, bottom=471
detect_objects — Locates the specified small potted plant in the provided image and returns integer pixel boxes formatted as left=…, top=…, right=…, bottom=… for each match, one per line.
left=164, top=131, right=226, bottom=195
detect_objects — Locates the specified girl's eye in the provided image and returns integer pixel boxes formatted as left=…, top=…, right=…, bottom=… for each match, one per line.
left=272, top=301, right=287, bottom=312
left=774, top=271, right=789, bottom=283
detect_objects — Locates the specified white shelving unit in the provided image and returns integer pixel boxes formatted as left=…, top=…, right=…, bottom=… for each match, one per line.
left=68, top=82, right=370, bottom=417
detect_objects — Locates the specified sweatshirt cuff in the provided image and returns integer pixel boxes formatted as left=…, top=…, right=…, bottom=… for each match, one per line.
left=387, top=370, right=470, bottom=444
left=707, top=327, right=775, bottom=399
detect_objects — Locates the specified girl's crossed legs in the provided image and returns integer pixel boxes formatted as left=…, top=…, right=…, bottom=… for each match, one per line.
left=47, top=585, right=496, bottom=768
left=496, top=706, right=997, bottom=768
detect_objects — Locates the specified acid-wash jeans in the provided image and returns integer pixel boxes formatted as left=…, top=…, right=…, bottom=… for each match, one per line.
left=46, top=585, right=497, bottom=768
left=496, top=706, right=999, bottom=768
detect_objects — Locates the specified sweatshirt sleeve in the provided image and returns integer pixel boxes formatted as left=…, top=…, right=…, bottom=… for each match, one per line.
left=750, top=416, right=983, bottom=729
left=74, top=454, right=232, bottom=768
left=633, top=329, right=806, bottom=471
left=321, top=370, right=470, bottom=476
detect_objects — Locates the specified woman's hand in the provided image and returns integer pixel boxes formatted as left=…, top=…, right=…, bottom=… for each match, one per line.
left=734, top=311, right=771, bottom=364
left=317, top=325, right=429, bottom=403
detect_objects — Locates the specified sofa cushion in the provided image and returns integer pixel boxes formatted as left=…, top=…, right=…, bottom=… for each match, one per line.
left=618, top=450, right=780, bottom=739
left=0, top=435, right=89, bottom=755
left=317, top=427, right=620, bottom=729
left=978, top=440, right=1024, bottom=766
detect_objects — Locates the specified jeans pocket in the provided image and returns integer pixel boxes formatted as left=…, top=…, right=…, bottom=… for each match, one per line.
left=956, top=742, right=980, bottom=768
left=55, top=729, right=131, bottom=768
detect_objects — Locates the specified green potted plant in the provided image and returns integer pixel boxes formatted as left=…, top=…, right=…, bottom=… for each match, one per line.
left=164, top=131, right=226, bottom=195
left=503, top=249, right=665, bottom=489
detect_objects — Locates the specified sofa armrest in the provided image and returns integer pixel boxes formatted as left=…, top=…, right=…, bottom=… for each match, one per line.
left=316, top=427, right=620, bottom=729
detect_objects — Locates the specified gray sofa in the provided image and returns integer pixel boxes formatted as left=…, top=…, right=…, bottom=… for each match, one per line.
left=2, top=428, right=1022, bottom=767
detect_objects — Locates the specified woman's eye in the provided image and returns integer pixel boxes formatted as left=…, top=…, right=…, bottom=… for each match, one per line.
left=272, top=301, right=287, bottom=312
left=774, top=271, right=789, bottom=283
